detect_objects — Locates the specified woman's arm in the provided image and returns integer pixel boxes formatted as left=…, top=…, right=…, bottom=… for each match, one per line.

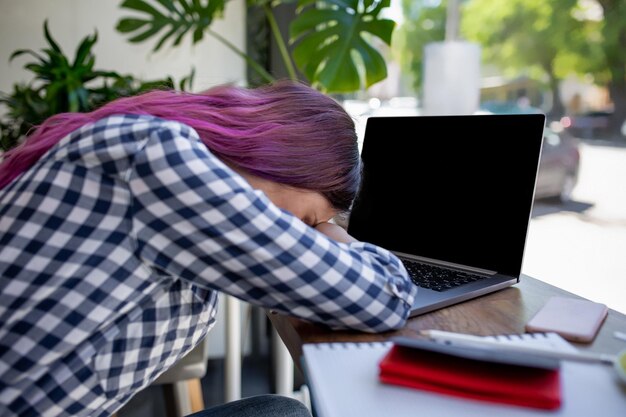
left=128, top=122, right=417, bottom=333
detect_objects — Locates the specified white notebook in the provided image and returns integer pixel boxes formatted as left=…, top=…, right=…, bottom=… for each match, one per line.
left=301, top=334, right=626, bottom=417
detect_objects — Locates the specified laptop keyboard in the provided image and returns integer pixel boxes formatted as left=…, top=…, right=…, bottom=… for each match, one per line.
left=402, top=259, right=487, bottom=292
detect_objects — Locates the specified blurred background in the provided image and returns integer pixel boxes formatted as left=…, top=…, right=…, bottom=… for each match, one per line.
left=1, top=0, right=624, bottom=415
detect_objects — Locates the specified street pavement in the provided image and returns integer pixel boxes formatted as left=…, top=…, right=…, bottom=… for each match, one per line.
left=522, top=140, right=626, bottom=314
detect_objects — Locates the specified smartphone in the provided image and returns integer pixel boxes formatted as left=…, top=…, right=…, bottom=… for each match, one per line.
left=525, top=296, right=608, bottom=343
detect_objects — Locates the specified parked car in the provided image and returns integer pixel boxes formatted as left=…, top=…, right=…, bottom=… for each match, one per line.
left=560, top=110, right=612, bottom=139
left=535, top=124, right=580, bottom=203
left=477, top=103, right=581, bottom=203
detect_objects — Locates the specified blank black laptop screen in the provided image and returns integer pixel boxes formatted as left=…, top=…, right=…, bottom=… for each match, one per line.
left=347, top=114, right=545, bottom=278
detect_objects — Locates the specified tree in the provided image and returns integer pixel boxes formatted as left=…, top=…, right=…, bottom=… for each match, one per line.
left=596, top=0, right=626, bottom=136
left=462, top=0, right=591, bottom=119
left=393, top=0, right=447, bottom=95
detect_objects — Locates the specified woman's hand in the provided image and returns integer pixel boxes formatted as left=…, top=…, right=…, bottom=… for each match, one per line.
left=314, top=222, right=358, bottom=243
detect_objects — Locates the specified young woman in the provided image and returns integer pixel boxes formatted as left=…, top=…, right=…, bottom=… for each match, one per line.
left=0, top=80, right=417, bottom=417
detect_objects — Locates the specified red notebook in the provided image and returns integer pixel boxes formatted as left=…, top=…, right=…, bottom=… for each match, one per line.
left=378, top=344, right=562, bottom=410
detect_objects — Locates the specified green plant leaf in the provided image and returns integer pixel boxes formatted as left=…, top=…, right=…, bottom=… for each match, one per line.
left=193, top=26, right=204, bottom=43
left=291, top=29, right=333, bottom=79
left=354, top=36, right=386, bottom=87
left=128, top=21, right=167, bottom=43
left=83, top=55, right=96, bottom=72
left=42, top=49, right=71, bottom=76
left=172, top=25, right=190, bottom=46
left=117, top=0, right=227, bottom=52
left=67, top=89, right=80, bottom=112
left=91, top=70, right=125, bottom=78
left=24, top=63, right=49, bottom=78
left=43, top=20, right=63, bottom=54
left=179, top=0, right=195, bottom=15
left=75, top=87, right=90, bottom=110
left=154, top=0, right=177, bottom=12
left=179, top=67, right=196, bottom=90
left=116, top=18, right=150, bottom=33
left=121, top=0, right=167, bottom=18
left=153, top=25, right=182, bottom=51
left=137, top=78, right=175, bottom=90
left=74, top=32, right=98, bottom=68
left=290, top=0, right=395, bottom=92
left=45, top=82, right=65, bottom=114
left=9, top=49, right=44, bottom=63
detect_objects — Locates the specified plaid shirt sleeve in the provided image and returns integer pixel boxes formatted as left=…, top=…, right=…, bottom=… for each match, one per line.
left=130, top=120, right=418, bottom=332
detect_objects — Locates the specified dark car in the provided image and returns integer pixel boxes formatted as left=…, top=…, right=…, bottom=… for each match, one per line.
left=560, top=110, right=611, bottom=139
left=535, top=124, right=580, bottom=202
left=477, top=103, right=581, bottom=203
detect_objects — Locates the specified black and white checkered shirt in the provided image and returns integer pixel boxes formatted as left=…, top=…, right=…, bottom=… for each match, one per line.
left=0, top=115, right=417, bottom=416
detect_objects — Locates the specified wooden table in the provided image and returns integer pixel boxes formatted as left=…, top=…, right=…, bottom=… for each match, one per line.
left=267, top=274, right=626, bottom=369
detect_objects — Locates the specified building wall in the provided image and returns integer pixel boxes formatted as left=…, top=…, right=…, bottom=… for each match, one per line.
left=560, top=75, right=611, bottom=114
left=0, top=0, right=247, bottom=93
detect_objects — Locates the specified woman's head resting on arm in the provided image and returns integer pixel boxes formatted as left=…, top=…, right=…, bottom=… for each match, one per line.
left=0, top=80, right=361, bottom=225
left=192, top=80, right=361, bottom=220
left=237, top=172, right=338, bottom=227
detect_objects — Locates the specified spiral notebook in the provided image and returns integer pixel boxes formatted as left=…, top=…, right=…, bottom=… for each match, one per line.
left=301, top=334, right=626, bottom=417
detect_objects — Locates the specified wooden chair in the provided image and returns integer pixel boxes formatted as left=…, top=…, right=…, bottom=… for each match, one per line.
left=152, top=336, right=210, bottom=417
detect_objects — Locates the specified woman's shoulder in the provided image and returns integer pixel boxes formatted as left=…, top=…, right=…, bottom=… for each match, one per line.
left=84, top=114, right=199, bottom=141
left=69, top=114, right=204, bottom=156
left=58, top=114, right=217, bottom=177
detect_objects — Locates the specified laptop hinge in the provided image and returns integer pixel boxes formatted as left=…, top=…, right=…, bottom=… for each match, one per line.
left=394, top=251, right=497, bottom=276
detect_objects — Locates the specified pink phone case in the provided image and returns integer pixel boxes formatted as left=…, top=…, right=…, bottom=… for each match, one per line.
left=525, top=296, right=608, bottom=343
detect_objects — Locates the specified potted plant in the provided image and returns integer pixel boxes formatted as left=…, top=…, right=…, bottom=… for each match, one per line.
left=115, top=0, right=397, bottom=93
left=0, top=20, right=193, bottom=153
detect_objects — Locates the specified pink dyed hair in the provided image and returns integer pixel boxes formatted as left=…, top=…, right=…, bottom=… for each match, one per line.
left=0, top=80, right=360, bottom=211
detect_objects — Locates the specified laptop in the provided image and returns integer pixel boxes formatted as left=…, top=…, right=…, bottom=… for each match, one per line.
left=347, top=114, right=546, bottom=317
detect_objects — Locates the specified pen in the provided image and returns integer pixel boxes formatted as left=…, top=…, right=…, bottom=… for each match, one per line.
left=420, top=329, right=616, bottom=364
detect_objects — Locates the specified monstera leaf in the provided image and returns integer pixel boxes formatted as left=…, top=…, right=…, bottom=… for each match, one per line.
left=290, top=0, right=395, bottom=92
left=115, top=0, right=397, bottom=93
left=116, top=0, right=226, bottom=51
